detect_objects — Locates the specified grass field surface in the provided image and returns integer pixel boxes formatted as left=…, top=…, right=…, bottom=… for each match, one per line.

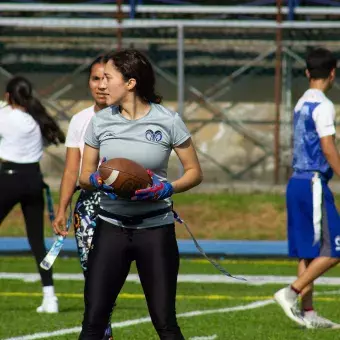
left=0, top=193, right=289, bottom=240
left=2, top=193, right=340, bottom=339
left=1, top=257, right=340, bottom=339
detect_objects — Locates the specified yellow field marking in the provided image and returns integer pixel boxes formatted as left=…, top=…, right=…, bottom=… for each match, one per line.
left=5, top=257, right=339, bottom=267
left=0, top=258, right=309, bottom=268
left=0, top=292, right=339, bottom=302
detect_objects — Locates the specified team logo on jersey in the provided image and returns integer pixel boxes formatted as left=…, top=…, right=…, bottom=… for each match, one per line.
left=145, top=129, right=162, bottom=142
left=102, top=131, right=116, bottom=139
left=335, top=236, right=340, bottom=251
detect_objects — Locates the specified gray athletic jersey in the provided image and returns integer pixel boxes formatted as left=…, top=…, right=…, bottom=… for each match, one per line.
left=84, top=103, right=191, bottom=228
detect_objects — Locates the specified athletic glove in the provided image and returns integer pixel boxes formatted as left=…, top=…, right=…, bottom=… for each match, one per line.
left=132, top=170, right=173, bottom=201
left=89, top=157, right=117, bottom=200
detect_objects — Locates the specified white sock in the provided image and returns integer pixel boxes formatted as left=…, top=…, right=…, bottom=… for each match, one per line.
left=304, top=310, right=316, bottom=317
left=286, top=285, right=298, bottom=300
left=43, top=286, right=55, bottom=298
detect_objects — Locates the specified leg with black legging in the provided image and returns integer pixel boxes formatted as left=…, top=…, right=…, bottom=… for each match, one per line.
left=21, top=182, right=53, bottom=287
left=0, top=174, right=20, bottom=224
left=79, top=219, right=132, bottom=340
left=135, top=224, right=184, bottom=340
left=21, top=173, right=57, bottom=313
left=74, top=191, right=114, bottom=339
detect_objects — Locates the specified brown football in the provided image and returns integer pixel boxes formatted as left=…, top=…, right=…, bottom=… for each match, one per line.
left=98, top=158, right=152, bottom=199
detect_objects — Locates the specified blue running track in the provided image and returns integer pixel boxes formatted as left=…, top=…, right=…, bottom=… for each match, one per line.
left=0, top=237, right=288, bottom=257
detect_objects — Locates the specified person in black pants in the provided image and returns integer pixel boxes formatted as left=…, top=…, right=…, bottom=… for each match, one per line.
left=52, top=56, right=115, bottom=340
left=0, top=76, right=65, bottom=313
left=74, top=49, right=203, bottom=339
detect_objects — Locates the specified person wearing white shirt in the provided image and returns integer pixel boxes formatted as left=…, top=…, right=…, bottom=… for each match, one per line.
left=52, top=56, right=114, bottom=340
left=274, top=48, right=340, bottom=328
left=0, top=76, right=65, bottom=313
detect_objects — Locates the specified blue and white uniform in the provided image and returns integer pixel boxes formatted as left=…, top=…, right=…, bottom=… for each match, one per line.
left=287, top=88, right=340, bottom=258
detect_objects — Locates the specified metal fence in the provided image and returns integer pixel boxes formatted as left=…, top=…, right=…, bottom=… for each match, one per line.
left=1, top=5, right=340, bottom=185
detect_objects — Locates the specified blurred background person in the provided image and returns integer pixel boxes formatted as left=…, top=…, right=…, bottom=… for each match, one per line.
left=0, top=76, right=65, bottom=313
left=53, top=56, right=114, bottom=339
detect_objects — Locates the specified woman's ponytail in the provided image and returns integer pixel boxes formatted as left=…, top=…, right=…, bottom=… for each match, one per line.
left=6, top=76, right=65, bottom=146
left=26, top=96, right=65, bottom=145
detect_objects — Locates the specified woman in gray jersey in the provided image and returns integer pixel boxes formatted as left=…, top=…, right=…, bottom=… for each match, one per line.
left=78, top=49, right=203, bottom=339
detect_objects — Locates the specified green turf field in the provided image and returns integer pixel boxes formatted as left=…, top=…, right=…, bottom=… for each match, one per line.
left=6, top=191, right=340, bottom=240
left=0, top=193, right=288, bottom=239
left=1, top=257, right=340, bottom=340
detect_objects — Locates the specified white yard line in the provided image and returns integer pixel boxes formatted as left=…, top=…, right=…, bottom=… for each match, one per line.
left=190, top=335, right=217, bottom=340
left=3, top=300, right=272, bottom=340
left=315, top=289, right=340, bottom=296
left=2, top=272, right=340, bottom=285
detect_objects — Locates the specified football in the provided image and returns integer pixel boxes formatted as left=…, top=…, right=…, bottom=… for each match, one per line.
left=98, top=158, right=152, bottom=199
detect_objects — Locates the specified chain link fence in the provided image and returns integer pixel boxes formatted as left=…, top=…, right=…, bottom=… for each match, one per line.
left=1, top=17, right=340, bottom=185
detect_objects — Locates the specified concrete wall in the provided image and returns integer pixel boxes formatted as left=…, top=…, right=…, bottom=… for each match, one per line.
left=2, top=73, right=340, bottom=186
left=40, top=99, right=340, bottom=187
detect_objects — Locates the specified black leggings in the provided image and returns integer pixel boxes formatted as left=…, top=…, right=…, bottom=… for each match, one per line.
left=79, top=218, right=184, bottom=340
left=0, top=162, right=53, bottom=287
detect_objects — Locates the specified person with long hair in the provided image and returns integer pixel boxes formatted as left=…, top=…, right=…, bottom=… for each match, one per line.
left=75, top=49, right=203, bottom=339
left=0, top=76, right=65, bottom=313
left=53, top=56, right=114, bottom=339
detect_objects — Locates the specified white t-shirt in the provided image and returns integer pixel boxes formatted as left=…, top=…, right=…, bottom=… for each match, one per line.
left=294, top=88, right=336, bottom=138
left=0, top=105, right=43, bottom=163
left=65, top=105, right=96, bottom=160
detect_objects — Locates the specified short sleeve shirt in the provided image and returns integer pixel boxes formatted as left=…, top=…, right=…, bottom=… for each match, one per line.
left=65, top=105, right=96, bottom=160
left=0, top=106, right=43, bottom=163
left=312, top=100, right=336, bottom=138
left=84, top=103, right=191, bottom=228
left=292, top=88, right=336, bottom=177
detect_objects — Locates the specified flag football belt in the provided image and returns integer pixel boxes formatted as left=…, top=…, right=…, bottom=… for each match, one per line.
left=0, top=160, right=40, bottom=171
left=99, top=205, right=245, bottom=282
left=172, top=211, right=246, bottom=282
left=0, top=169, right=20, bottom=175
left=40, top=186, right=80, bottom=270
left=292, top=171, right=328, bottom=182
left=0, top=169, right=44, bottom=175
left=98, top=206, right=172, bottom=226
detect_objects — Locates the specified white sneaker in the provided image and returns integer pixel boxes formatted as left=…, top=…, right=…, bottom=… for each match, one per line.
left=303, top=311, right=340, bottom=329
left=274, top=287, right=305, bottom=326
left=36, top=296, right=59, bottom=313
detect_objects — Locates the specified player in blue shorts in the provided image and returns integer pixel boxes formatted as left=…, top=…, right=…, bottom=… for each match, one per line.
left=274, top=48, right=340, bottom=329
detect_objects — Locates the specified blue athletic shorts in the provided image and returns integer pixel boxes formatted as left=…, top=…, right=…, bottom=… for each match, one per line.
left=287, top=173, right=340, bottom=258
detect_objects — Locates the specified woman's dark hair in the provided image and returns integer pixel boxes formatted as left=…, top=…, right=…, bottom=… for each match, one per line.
left=104, top=49, right=162, bottom=104
left=88, top=55, right=106, bottom=79
left=306, top=48, right=337, bottom=80
left=6, top=76, right=65, bottom=146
